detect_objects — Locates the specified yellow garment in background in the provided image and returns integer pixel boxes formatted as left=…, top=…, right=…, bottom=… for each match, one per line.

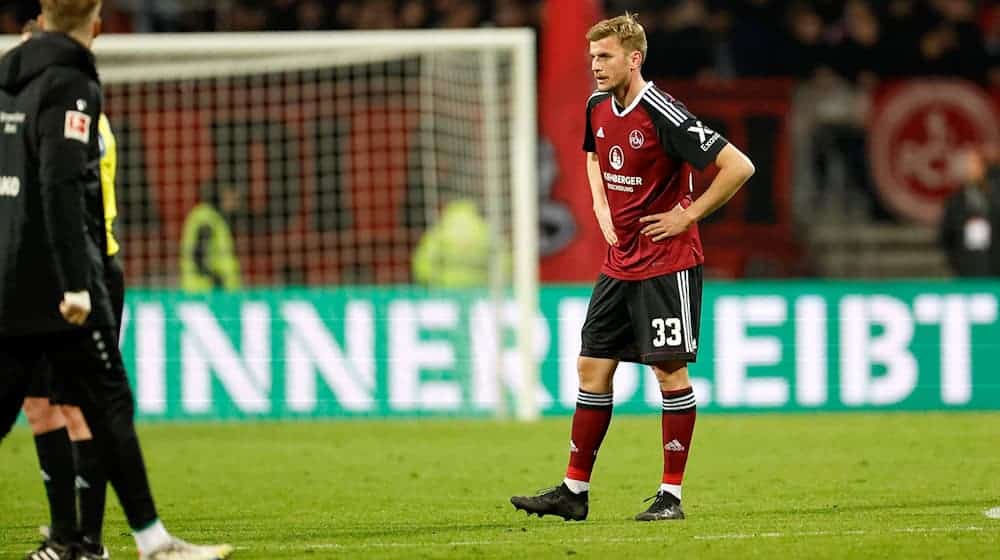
left=179, top=203, right=242, bottom=292
left=98, top=114, right=119, bottom=256
left=412, top=200, right=495, bottom=288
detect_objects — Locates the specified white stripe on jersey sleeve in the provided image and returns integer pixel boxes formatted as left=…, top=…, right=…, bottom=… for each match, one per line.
left=646, top=88, right=689, bottom=126
left=647, top=88, right=688, bottom=121
left=644, top=94, right=683, bottom=126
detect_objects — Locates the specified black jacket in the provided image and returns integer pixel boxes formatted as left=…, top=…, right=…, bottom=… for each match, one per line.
left=939, top=183, right=1000, bottom=277
left=0, top=32, right=113, bottom=335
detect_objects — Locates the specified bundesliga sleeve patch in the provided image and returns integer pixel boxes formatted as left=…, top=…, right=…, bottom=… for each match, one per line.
left=64, top=110, right=91, bottom=143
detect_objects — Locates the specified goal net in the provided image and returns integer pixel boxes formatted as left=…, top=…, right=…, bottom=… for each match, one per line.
left=4, top=31, right=539, bottom=420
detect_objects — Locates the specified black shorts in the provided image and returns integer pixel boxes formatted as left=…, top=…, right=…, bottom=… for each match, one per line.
left=580, top=266, right=703, bottom=365
left=0, top=341, right=43, bottom=439
left=23, top=357, right=52, bottom=400
left=22, top=256, right=124, bottom=404
left=1, top=328, right=131, bottom=437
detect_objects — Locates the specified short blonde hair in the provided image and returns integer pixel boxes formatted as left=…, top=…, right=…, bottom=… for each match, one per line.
left=586, top=12, right=647, bottom=62
left=41, top=0, right=101, bottom=33
left=22, top=20, right=42, bottom=35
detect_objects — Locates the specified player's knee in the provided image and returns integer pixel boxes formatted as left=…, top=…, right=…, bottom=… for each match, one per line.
left=60, top=405, right=93, bottom=440
left=577, top=356, right=615, bottom=393
left=22, top=397, right=66, bottom=434
left=652, top=361, right=690, bottom=391
left=21, top=397, right=45, bottom=423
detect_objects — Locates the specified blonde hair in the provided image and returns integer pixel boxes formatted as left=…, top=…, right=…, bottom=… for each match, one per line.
left=22, top=20, right=41, bottom=35
left=40, top=0, right=101, bottom=33
left=586, top=12, right=647, bottom=62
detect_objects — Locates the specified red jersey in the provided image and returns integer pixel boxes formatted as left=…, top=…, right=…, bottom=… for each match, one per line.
left=582, top=82, right=728, bottom=280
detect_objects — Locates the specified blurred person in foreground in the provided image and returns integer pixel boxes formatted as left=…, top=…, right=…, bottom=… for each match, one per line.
left=0, top=1, right=233, bottom=558
left=511, top=12, right=754, bottom=522
left=14, top=18, right=118, bottom=559
left=939, top=146, right=1000, bottom=277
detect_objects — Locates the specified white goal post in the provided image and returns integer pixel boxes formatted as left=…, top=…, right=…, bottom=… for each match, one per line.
left=2, top=30, right=539, bottom=421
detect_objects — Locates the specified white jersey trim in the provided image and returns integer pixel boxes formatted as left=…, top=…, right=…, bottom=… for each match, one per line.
left=610, top=81, right=654, bottom=118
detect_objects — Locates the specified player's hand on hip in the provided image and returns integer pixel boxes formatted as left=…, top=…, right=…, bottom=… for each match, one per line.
left=60, top=290, right=92, bottom=325
left=639, top=204, right=694, bottom=242
left=594, top=204, right=619, bottom=246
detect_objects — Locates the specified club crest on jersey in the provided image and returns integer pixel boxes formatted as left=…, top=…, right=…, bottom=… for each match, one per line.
left=629, top=129, right=644, bottom=149
left=609, top=145, right=625, bottom=170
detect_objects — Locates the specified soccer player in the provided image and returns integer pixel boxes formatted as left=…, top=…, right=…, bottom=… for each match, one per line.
left=179, top=184, right=243, bottom=293
left=511, top=13, right=755, bottom=522
left=0, top=2, right=233, bottom=558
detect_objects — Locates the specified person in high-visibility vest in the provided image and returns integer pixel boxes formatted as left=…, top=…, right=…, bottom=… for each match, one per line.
left=179, top=184, right=242, bottom=292
left=412, top=199, right=495, bottom=288
left=98, top=113, right=125, bottom=323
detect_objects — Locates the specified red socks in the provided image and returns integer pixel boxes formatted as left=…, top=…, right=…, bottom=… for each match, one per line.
left=661, top=387, right=696, bottom=486
left=565, top=390, right=613, bottom=482
left=563, top=386, right=696, bottom=494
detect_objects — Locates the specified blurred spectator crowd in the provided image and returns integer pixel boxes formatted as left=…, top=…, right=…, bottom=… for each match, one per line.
left=2, top=0, right=996, bottom=85
left=633, top=0, right=999, bottom=86
left=3, top=0, right=997, bottom=279
left=0, top=0, right=542, bottom=35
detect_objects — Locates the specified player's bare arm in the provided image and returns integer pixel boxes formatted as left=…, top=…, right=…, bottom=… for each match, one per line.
left=587, top=151, right=618, bottom=246
left=639, top=144, right=755, bottom=242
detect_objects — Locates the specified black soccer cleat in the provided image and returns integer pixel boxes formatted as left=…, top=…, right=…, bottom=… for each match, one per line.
left=634, top=490, right=686, bottom=521
left=510, top=483, right=589, bottom=521
left=25, top=538, right=77, bottom=560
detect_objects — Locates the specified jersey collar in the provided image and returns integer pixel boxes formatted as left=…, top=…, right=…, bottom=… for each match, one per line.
left=611, top=81, right=654, bottom=118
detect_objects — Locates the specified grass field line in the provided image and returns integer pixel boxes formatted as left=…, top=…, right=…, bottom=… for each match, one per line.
left=208, top=525, right=996, bottom=551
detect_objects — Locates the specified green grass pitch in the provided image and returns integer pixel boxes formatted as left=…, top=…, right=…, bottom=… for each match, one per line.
left=2, top=412, right=999, bottom=559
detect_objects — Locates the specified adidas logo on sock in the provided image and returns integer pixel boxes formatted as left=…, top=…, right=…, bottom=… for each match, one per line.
left=665, top=439, right=686, bottom=452
left=40, top=469, right=51, bottom=483
left=596, top=127, right=605, bottom=138
left=570, top=440, right=579, bottom=453
left=75, top=475, right=90, bottom=490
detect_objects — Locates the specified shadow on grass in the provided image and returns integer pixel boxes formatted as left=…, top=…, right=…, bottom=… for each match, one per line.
left=288, top=517, right=614, bottom=542
left=750, top=497, right=994, bottom=516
